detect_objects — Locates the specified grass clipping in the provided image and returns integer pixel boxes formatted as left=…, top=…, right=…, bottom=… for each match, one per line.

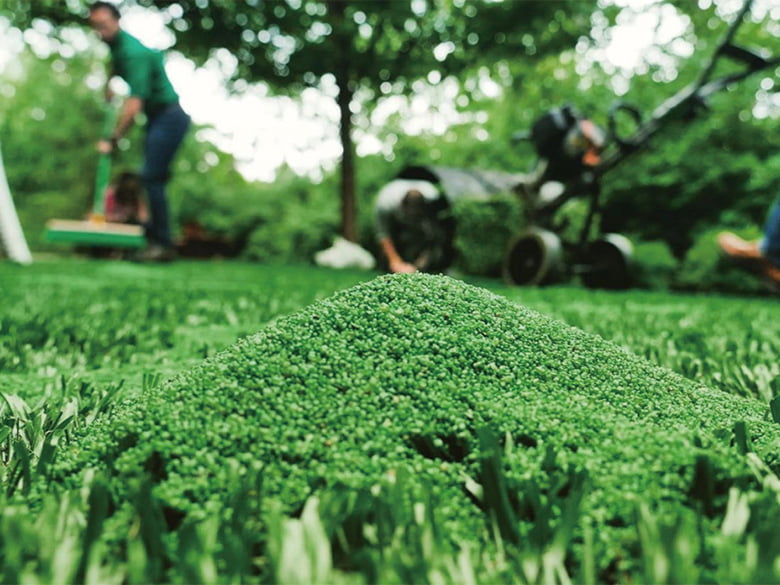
left=63, top=273, right=778, bottom=554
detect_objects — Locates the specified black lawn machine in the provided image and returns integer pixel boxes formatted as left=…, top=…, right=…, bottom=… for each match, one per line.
left=503, top=0, right=779, bottom=288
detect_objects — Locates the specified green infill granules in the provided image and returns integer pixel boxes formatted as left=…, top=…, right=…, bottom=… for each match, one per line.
left=58, top=273, right=780, bottom=572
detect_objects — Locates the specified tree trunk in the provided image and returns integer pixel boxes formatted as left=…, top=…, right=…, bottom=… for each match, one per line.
left=336, top=77, right=357, bottom=242
left=329, top=0, right=357, bottom=242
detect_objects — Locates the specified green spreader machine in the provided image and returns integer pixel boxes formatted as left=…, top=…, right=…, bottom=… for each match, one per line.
left=45, top=105, right=146, bottom=249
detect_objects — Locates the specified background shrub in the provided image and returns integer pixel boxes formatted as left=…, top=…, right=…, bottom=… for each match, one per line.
left=631, top=239, right=679, bottom=290
left=451, top=193, right=525, bottom=276
left=240, top=171, right=340, bottom=263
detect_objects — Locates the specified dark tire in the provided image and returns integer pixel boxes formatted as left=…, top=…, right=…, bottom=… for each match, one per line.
left=580, top=233, right=633, bottom=289
left=503, top=228, right=564, bottom=286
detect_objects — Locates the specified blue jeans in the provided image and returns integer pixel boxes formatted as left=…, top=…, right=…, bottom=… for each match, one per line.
left=761, top=197, right=780, bottom=268
left=141, top=103, right=190, bottom=247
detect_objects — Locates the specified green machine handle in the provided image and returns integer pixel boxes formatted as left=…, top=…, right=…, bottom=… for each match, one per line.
left=91, top=105, right=116, bottom=218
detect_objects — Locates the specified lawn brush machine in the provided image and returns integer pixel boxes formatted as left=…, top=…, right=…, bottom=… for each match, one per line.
left=503, top=0, right=779, bottom=288
left=44, top=104, right=146, bottom=250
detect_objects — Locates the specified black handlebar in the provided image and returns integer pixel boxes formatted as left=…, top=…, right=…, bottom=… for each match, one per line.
left=509, top=0, right=777, bottom=181
left=594, top=0, right=776, bottom=176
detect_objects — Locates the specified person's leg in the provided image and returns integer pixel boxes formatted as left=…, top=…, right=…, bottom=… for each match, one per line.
left=760, top=197, right=780, bottom=268
left=142, top=104, right=191, bottom=248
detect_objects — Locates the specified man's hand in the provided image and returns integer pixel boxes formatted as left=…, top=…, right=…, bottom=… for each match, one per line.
left=380, top=236, right=417, bottom=274
left=97, top=139, right=114, bottom=154
left=413, top=250, right=430, bottom=271
left=97, top=97, right=142, bottom=155
left=389, top=258, right=417, bottom=274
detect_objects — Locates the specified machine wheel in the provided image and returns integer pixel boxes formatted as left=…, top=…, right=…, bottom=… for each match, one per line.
left=580, top=233, right=634, bottom=289
left=503, top=228, right=564, bottom=286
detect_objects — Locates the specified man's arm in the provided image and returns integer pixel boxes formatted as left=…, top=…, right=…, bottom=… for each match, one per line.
left=375, top=201, right=416, bottom=274
left=379, top=236, right=416, bottom=274
left=104, top=65, right=116, bottom=102
left=97, top=96, right=143, bottom=154
left=113, top=96, right=143, bottom=140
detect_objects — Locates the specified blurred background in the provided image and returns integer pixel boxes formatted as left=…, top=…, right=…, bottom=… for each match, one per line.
left=0, top=0, right=778, bottom=290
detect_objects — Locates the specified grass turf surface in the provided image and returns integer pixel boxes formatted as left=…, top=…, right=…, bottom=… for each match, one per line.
left=3, top=260, right=778, bottom=407
left=1, top=259, right=779, bottom=583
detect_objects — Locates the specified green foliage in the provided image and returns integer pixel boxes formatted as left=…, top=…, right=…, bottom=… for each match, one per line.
left=0, top=49, right=108, bottom=246
left=631, top=239, right=679, bottom=290
left=451, top=194, right=524, bottom=277
left=554, top=198, right=598, bottom=244
left=0, top=281, right=180, bottom=373
left=169, top=142, right=262, bottom=242
left=0, top=380, right=121, bottom=499
left=125, top=0, right=595, bottom=241
left=241, top=169, right=340, bottom=264
left=746, top=152, right=780, bottom=199
left=4, top=0, right=598, bottom=243
left=632, top=454, right=780, bottom=585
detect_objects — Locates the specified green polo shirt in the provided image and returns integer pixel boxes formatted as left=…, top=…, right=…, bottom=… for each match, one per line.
left=109, top=30, right=179, bottom=117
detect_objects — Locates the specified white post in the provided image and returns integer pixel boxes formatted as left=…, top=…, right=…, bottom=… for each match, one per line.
left=0, top=140, right=32, bottom=265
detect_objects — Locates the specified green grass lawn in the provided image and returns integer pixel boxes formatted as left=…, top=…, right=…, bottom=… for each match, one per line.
left=0, top=260, right=372, bottom=398
left=4, top=260, right=778, bottom=406
left=1, top=259, right=778, bottom=584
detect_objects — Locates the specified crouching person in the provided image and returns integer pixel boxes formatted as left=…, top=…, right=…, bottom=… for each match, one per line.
left=374, top=178, right=454, bottom=274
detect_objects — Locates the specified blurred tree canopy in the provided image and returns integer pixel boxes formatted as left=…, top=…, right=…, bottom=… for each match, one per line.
left=1, top=0, right=595, bottom=241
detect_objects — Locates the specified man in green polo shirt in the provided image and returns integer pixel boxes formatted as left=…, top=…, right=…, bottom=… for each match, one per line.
left=89, top=1, right=190, bottom=261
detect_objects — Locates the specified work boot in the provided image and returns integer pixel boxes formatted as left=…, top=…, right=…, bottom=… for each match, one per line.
left=763, top=262, right=780, bottom=294
left=131, top=243, right=177, bottom=263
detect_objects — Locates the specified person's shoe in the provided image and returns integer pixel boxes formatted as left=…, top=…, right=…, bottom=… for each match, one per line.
left=131, top=244, right=177, bottom=263
left=763, top=262, right=780, bottom=294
